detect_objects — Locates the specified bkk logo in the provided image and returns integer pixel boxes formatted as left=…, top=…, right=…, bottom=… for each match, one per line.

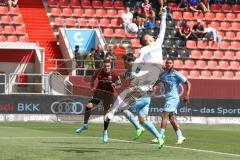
left=51, top=100, right=84, bottom=114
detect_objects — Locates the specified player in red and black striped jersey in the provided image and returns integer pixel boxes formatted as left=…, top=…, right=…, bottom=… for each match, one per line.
left=75, top=59, right=121, bottom=143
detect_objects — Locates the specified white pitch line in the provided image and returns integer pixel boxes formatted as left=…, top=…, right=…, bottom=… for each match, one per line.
left=0, top=136, right=239, bottom=157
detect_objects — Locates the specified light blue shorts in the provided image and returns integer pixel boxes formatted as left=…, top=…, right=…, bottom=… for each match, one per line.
left=163, top=97, right=180, bottom=113
left=129, top=96, right=150, bottom=116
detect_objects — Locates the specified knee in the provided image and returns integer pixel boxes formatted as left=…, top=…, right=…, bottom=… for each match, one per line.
left=138, top=115, right=147, bottom=124
left=86, top=103, right=94, bottom=109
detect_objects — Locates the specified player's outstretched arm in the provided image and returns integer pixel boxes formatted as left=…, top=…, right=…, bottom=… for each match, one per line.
left=156, top=7, right=167, bottom=46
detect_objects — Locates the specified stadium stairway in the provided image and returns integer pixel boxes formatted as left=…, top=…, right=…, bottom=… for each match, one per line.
left=18, top=0, right=63, bottom=73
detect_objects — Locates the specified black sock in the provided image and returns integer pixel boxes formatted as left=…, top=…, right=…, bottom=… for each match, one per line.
left=84, top=107, right=91, bottom=124
left=104, top=119, right=110, bottom=131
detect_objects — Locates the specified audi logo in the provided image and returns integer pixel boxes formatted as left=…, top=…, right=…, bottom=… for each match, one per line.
left=51, top=101, right=84, bottom=114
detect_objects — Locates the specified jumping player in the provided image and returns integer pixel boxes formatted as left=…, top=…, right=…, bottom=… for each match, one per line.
left=104, top=7, right=167, bottom=131
left=75, top=59, right=121, bottom=143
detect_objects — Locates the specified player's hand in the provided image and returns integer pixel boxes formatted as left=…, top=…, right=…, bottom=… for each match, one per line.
left=182, top=95, right=190, bottom=105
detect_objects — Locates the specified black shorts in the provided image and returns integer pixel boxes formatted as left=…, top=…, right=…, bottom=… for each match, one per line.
left=89, top=89, right=115, bottom=114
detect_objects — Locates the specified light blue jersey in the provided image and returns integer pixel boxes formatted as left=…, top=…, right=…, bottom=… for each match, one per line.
left=159, top=70, right=187, bottom=113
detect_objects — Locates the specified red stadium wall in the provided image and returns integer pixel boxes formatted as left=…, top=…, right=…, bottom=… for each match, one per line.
left=0, top=49, right=34, bottom=62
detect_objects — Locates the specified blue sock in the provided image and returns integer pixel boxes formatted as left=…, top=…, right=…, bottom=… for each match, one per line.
left=176, top=130, right=183, bottom=137
left=159, top=128, right=165, bottom=136
left=143, top=121, right=161, bottom=138
left=104, top=130, right=107, bottom=134
left=123, top=110, right=142, bottom=129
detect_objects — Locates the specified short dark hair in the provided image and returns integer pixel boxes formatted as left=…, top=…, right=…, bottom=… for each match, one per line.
left=103, top=58, right=111, bottom=64
left=122, top=53, right=135, bottom=62
left=140, top=35, right=147, bottom=46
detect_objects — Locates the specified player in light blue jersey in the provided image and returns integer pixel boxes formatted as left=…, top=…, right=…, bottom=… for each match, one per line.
left=152, top=59, right=191, bottom=145
left=121, top=53, right=164, bottom=148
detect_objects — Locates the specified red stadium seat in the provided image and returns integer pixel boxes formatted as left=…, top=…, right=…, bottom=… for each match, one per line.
left=115, top=28, right=125, bottom=38
left=221, top=4, right=232, bottom=12
left=224, top=51, right=235, bottom=60
left=73, top=8, right=84, bottom=17
left=232, top=5, right=240, bottom=12
left=125, top=32, right=137, bottom=38
left=186, top=40, right=196, bottom=49
left=210, top=4, right=221, bottom=12
left=179, top=70, right=188, bottom=78
left=65, top=18, right=77, bottom=27
left=202, top=50, right=212, bottom=59
left=220, top=22, right=230, bottom=31
left=88, top=18, right=98, bottom=27
left=78, top=18, right=88, bottom=27
left=0, top=35, right=6, bottom=42
left=114, top=1, right=124, bottom=9
left=0, top=26, right=3, bottom=34
left=9, top=7, right=20, bottom=15
left=99, top=18, right=110, bottom=27
left=225, top=31, right=235, bottom=40
left=184, top=60, right=195, bottom=69
left=92, top=1, right=103, bottom=8
left=1, top=15, right=11, bottom=24
left=48, top=0, right=58, bottom=7
left=4, top=26, right=15, bottom=34
left=103, top=28, right=114, bottom=38
left=183, top=12, right=193, bottom=20
left=223, top=71, right=234, bottom=79
left=172, top=11, right=182, bottom=20
left=54, top=17, right=64, bottom=26
left=219, top=61, right=229, bottom=70
left=59, top=0, right=69, bottom=7
left=103, top=0, right=113, bottom=8
left=200, top=70, right=211, bottom=79
left=95, top=9, right=105, bottom=18
left=194, top=12, right=204, bottom=20
left=16, top=26, right=27, bottom=35
left=7, top=35, right=18, bottom=42
left=213, top=51, right=224, bottom=60
left=12, top=16, right=23, bottom=25
left=51, top=8, right=61, bottom=17
left=225, top=13, right=236, bottom=22
left=106, top=9, right=117, bottom=18
left=205, top=12, right=214, bottom=21
left=231, top=22, right=240, bottom=31
left=207, top=60, right=218, bottom=70
left=209, top=41, right=218, bottom=50
left=111, top=19, right=121, bottom=27
left=230, top=61, right=239, bottom=70
left=212, top=71, right=223, bottom=79
left=19, top=35, right=29, bottom=42
left=189, top=70, right=200, bottom=78
left=197, top=41, right=208, bottom=49
left=230, top=42, right=240, bottom=50
left=62, top=8, right=72, bottom=17
left=187, top=21, right=195, bottom=28
left=84, top=9, right=95, bottom=17
left=209, top=21, right=220, bottom=30
left=70, top=0, right=81, bottom=7
left=236, top=51, right=240, bottom=60
left=215, top=13, right=225, bottom=21
left=133, top=49, right=140, bottom=58
left=219, top=41, right=229, bottom=50
left=235, top=71, right=240, bottom=79
left=130, top=39, right=141, bottom=48
left=81, top=0, right=91, bottom=8
left=236, top=32, right=240, bottom=40
left=168, top=2, right=177, bottom=11
left=237, top=13, right=240, bottom=21
left=174, top=59, right=184, bottom=68
left=118, top=10, right=125, bottom=17
left=191, top=50, right=201, bottom=59
left=196, top=60, right=207, bottom=69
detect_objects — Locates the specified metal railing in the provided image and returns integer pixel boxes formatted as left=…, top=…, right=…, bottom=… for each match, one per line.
left=8, top=73, right=50, bottom=94
left=49, top=72, right=73, bottom=95
left=0, top=74, right=6, bottom=94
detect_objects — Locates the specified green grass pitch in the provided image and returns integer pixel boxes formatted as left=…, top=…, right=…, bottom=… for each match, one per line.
left=0, top=122, right=239, bottom=160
